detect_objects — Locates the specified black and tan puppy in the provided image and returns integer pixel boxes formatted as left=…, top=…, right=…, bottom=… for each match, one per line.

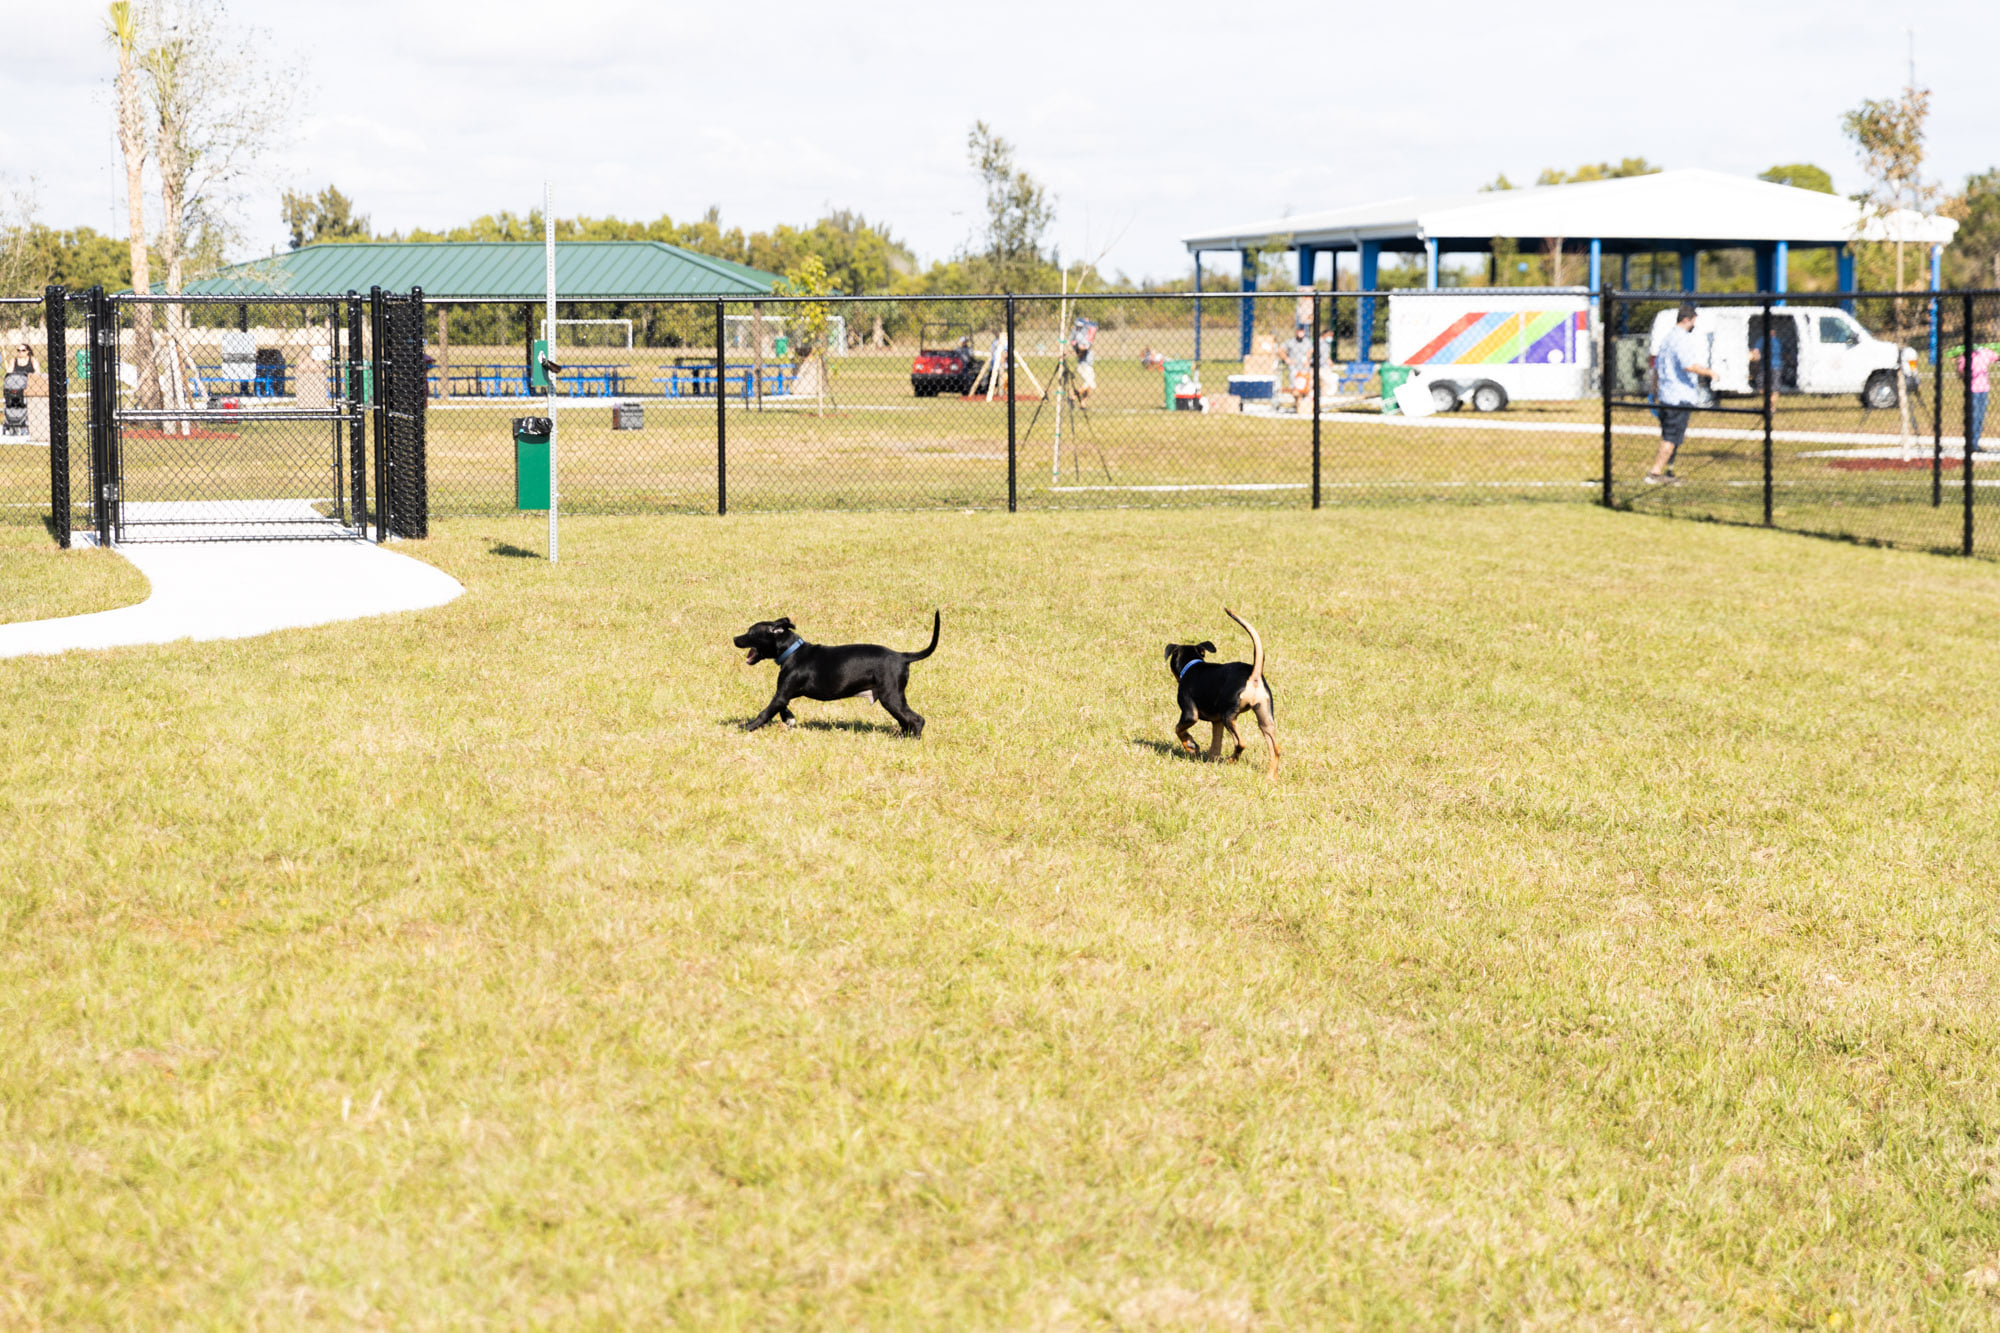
left=734, top=611, right=940, bottom=736
left=1164, top=607, right=1280, bottom=776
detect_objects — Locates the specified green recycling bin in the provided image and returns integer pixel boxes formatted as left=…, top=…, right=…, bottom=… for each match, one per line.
left=1378, top=364, right=1413, bottom=415
left=513, top=416, right=552, bottom=510
left=1161, top=358, right=1194, bottom=409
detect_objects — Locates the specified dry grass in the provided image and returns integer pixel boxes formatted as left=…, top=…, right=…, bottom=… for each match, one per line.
left=4, top=506, right=2000, bottom=1326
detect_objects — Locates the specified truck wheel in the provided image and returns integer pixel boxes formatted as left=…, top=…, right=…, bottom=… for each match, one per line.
left=1429, top=380, right=1463, bottom=413
left=1861, top=372, right=1898, bottom=411
left=1470, top=380, right=1508, bottom=412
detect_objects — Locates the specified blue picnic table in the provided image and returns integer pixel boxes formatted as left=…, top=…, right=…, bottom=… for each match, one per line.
left=195, top=364, right=285, bottom=397
left=653, top=363, right=795, bottom=399
left=423, top=363, right=624, bottom=398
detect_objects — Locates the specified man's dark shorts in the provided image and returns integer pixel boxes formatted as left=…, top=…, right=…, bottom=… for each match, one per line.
left=1659, top=405, right=1691, bottom=447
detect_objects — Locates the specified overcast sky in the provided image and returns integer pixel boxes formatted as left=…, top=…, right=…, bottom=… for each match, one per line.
left=3, top=0, right=1994, bottom=281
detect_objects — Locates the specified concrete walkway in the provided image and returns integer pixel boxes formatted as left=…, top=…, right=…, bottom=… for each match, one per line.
left=0, top=524, right=463, bottom=660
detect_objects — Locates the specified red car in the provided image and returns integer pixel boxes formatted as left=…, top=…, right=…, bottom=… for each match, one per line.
left=910, top=323, right=986, bottom=398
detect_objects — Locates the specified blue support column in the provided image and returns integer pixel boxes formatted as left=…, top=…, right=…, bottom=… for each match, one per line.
left=1239, top=250, right=1256, bottom=361
left=1357, top=241, right=1381, bottom=364
left=1680, top=245, right=1697, bottom=292
left=1754, top=243, right=1774, bottom=295
left=1837, top=245, right=1856, bottom=314
left=1299, top=246, right=1317, bottom=289
left=1774, top=240, right=1789, bottom=306
left=1424, top=238, right=1438, bottom=289
left=1930, top=244, right=1943, bottom=366
left=1193, top=252, right=1203, bottom=363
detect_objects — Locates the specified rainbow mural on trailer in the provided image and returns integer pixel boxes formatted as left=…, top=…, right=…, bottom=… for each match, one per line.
left=1403, top=310, right=1590, bottom=366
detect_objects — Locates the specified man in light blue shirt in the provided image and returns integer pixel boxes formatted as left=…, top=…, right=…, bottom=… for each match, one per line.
left=1648, top=302, right=1713, bottom=483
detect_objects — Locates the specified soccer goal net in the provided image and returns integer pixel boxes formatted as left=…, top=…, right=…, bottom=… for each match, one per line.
left=553, top=318, right=634, bottom=349
left=723, top=314, right=848, bottom=357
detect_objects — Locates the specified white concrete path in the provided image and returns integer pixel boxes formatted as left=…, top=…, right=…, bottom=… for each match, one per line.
left=1, top=510, right=463, bottom=660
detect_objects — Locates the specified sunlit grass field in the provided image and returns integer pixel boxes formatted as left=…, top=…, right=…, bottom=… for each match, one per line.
left=0, top=521, right=148, bottom=624
left=5, top=506, right=2000, bottom=1325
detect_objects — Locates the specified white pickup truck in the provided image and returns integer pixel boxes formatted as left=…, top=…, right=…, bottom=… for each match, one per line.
left=1648, top=305, right=1908, bottom=409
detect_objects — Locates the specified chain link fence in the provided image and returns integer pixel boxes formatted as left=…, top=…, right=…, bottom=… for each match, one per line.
left=4, top=286, right=1994, bottom=562
left=415, top=290, right=1615, bottom=517
left=1605, top=288, right=1996, bottom=559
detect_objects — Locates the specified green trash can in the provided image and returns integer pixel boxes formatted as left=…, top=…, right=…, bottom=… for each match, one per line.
left=1378, top=364, right=1413, bottom=415
left=514, top=416, right=552, bottom=510
left=1161, top=358, right=1195, bottom=410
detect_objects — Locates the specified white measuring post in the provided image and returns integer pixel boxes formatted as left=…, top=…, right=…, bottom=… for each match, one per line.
left=544, top=181, right=559, bottom=563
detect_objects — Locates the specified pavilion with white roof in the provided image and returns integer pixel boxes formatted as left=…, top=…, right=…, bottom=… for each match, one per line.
left=1181, top=169, right=1960, bottom=361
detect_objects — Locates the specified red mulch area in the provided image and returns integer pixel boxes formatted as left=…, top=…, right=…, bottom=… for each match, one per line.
left=1826, top=456, right=1955, bottom=471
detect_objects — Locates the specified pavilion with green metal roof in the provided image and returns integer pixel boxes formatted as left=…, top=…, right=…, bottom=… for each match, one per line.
left=171, top=241, right=783, bottom=299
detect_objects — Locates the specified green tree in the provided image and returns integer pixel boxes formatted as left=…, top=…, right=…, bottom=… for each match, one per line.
left=964, top=121, right=1056, bottom=292
left=1942, top=168, right=2000, bottom=290
left=282, top=185, right=371, bottom=248
left=0, top=220, right=136, bottom=298
left=1842, top=86, right=1936, bottom=291
left=1759, top=163, right=1834, bottom=194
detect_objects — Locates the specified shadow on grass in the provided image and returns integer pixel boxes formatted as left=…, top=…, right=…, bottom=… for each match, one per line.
left=488, top=542, right=542, bottom=559
left=1130, top=736, right=1201, bottom=760
left=723, top=716, right=908, bottom=736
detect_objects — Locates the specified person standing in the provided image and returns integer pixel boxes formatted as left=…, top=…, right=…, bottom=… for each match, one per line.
left=1070, top=317, right=1097, bottom=408
left=1277, top=322, right=1315, bottom=411
left=1953, top=342, right=1998, bottom=453
left=1647, top=303, right=1713, bottom=484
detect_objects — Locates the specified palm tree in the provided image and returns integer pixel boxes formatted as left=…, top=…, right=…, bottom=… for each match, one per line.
left=106, top=1, right=157, bottom=406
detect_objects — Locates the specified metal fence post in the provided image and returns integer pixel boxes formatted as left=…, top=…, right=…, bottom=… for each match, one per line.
left=346, top=291, right=366, bottom=532
left=44, top=285, right=68, bottom=548
left=369, top=286, right=389, bottom=543
left=1965, top=290, right=1977, bottom=557
left=1006, top=294, right=1017, bottom=512
left=1761, top=296, right=1774, bottom=527
left=715, top=297, right=727, bottom=516
left=1601, top=288, right=1615, bottom=508
left=1933, top=303, right=1946, bottom=508
left=1310, top=289, right=1321, bottom=509
left=87, top=285, right=115, bottom=547
left=407, top=287, right=429, bottom=538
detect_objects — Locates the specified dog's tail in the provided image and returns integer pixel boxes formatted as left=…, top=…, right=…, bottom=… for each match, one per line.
left=1224, top=606, right=1264, bottom=687
left=903, top=609, right=941, bottom=662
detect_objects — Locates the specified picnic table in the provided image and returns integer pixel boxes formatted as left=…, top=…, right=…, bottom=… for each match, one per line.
left=195, top=364, right=284, bottom=397
left=653, top=363, right=795, bottom=399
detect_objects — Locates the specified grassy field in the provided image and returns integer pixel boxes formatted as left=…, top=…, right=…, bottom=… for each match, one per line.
left=0, top=521, right=148, bottom=624
left=6, top=506, right=2000, bottom=1326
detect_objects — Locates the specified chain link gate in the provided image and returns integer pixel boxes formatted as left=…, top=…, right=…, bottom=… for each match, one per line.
left=50, top=287, right=426, bottom=545
left=370, top=287, right=428, bottom=541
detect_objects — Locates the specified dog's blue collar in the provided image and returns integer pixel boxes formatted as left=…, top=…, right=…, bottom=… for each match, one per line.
left=1178, top=657, right=1204, bottom=679
left=776, top=635, right=808, bottom=665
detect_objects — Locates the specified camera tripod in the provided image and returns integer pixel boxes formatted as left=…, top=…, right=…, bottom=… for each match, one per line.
left=1021, top=352, right=1112, bottom=484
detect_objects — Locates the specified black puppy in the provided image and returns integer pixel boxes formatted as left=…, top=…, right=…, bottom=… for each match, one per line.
left=734, top=611, right=941, bottom=736
left=1164, top=607, right=1280, bottom=776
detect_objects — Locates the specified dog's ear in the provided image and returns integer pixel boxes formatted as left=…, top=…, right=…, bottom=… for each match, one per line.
left=775, top=617, right=793, bottom=630
left=1197, top=640, right=1216, bottom=656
